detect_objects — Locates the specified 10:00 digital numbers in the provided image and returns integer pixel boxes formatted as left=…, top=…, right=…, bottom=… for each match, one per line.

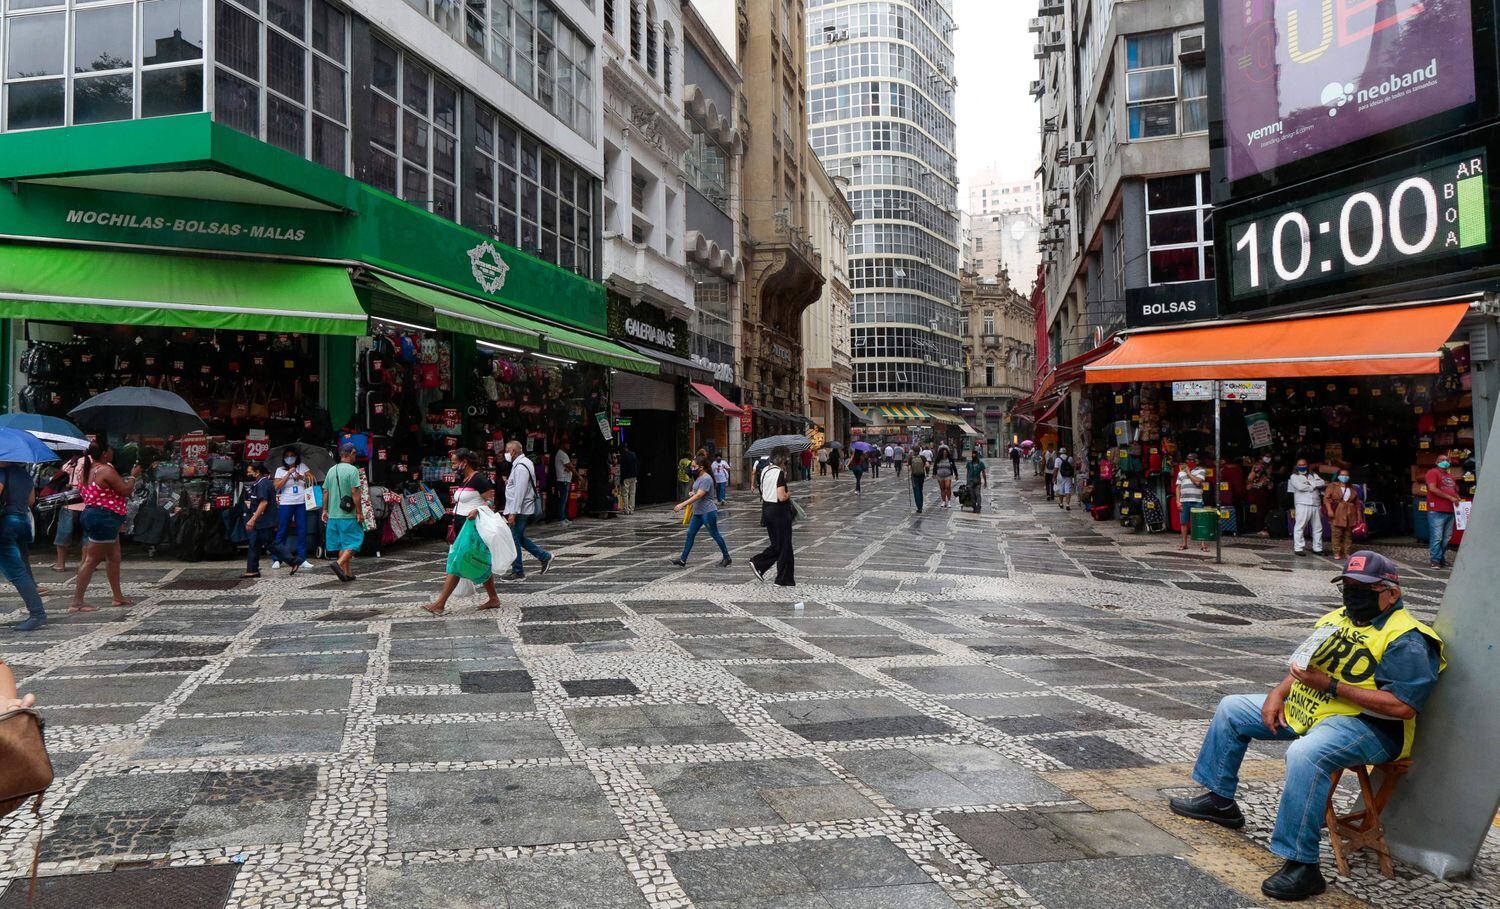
left=1227, top=151, right=1489, bottom=301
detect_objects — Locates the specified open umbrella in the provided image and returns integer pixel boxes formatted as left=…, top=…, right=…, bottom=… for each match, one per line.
left=822, top=440, right=844, bottom=450
left=0, top=413, right=88, bottom=451
left=850, top=441, right=876, bottom=453
left=745, top=434, right=813, bottom=459
left=1021, top=440, right=1035, bottom=448
left=267, top=442, right=335, bottom=479
left=0, top=428, right=61, bottom=464
left=69, top=387, right=206, bottom=437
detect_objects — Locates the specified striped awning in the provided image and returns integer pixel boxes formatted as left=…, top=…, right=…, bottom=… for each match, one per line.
left=877, top=404, right=931, bottom=421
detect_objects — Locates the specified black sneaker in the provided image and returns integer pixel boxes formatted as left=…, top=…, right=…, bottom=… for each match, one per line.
left=670, top=558, right=686, bottom=567
left=719, top=557, right=732, bottom=567
left=1261, top=860, right=1326, bottom=902
left=539, top=556, right=555, bottom=575
left=751, top=562, right=768, bottom=583
left=1167, top=792, right=1245, bottom=829
left=500, top=571, right=523, bottom=581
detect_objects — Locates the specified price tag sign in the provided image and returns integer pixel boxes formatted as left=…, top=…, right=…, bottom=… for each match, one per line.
left=180, top=432, right=209, bottom=463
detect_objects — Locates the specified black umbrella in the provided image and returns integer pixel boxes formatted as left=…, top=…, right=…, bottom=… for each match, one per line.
left=745, top=434, right=813, bottom=459
left=823, top=441, right=844, bottom=450
left=266, top=442, right=335, bottom=478
left=69, top=387, right=206, bottom=437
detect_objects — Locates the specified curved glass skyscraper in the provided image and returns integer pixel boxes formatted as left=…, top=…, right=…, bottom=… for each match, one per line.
left=807, top=0, right=963, bottom=408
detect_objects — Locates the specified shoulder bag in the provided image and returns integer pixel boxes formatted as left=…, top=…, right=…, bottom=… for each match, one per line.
left=0, top=706, right=52, bottom=903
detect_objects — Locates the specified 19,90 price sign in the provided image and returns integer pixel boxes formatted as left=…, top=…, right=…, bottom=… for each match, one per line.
left=1225, top=149, right=1489, bottom=309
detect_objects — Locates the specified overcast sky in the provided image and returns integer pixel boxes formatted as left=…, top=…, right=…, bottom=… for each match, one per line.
left=953, top=0, right=1040, bottom=197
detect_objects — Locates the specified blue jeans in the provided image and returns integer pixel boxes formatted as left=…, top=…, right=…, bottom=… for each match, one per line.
left=509, top=512, right=551, bottom=576
left=912, top=476, right=925, bottom=511
left=556, top=482, right=571, bottom=521
left=681, top=511, right=729, bottom=561
left=1192, top=693, right=1396, bottom=863
left=715, top=481, right=728, bottom=503
left=1427, top=509, right=1454, bottom=565
left=275, top=503, right=308, bottom=564
left=853, top=469, right=864, bottom=492
left=0, top=513, right=44, bottom=620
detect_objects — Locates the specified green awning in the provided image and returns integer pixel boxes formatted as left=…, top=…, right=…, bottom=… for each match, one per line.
left=369, top=274, right=538, bottom=348
left=540, top=323, right=658, bottom=372
left=0, top=243, right=367, bottom=335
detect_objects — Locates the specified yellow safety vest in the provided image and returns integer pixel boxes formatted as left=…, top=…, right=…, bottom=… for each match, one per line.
left=1283, top=606, right=1444, bottom=759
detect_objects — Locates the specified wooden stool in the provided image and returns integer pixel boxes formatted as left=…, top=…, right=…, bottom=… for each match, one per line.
left=1324, top=759, right=1412, bottom=877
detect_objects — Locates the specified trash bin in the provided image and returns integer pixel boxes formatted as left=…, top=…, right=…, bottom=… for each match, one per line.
left=1190, top=507, right=1221, bottom=542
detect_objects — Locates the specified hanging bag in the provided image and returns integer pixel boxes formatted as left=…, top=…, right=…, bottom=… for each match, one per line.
left=0, top=704, right=54, bottom=904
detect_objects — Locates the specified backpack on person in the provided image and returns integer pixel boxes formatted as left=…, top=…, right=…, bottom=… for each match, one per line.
left=909, top=456, right=927, bottom=478
left=1059, top=457, right=1076, bottom=479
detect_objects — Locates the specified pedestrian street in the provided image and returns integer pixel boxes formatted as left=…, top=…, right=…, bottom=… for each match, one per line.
left=0, top=470, right=1494, bottom=909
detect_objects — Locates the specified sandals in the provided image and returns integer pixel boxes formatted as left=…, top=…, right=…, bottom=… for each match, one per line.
left=421, top=603, right=445, bottom=616
left=67, top=604, right=99, bottom=614
left=241, top=572, right=262, bottom=579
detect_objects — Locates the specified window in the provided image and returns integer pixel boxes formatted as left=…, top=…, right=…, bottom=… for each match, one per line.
left=985, top=364, right=995, bottom=387
left=603, top=0, right=613, bottom=37
left=629, top=0, right=640, bottom=60
left=982, top=313, right=994, bottom=335
left=1126, top=31, right=1207, bottom=140
left=368, top=39, right=456, bottom=219
left=630, top=171, right=648, bottom=211
left=973, top=236, right=983, bottom=251
left=1145, top=172, right=1213, bottom=285
left=684, top=130, right=729, bottom=212
left=3, top=0, right=206, bottom=132
left=661, top=27, right=672, bottom=96
left=645, top=6, right=656, bottom=76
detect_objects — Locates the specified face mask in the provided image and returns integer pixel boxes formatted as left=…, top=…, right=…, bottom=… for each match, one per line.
left=284, top=456, right=297, bottom=466
left=1338, top=475, right=1350, bottom=483
left=1437, top=460, right=1450, bottom=469
left=1262, top=457, right=1273, bottom=464
left=1296, top=466, right=1308, bottom=473
left=504, top=452, right=514, bottom=463
left=1342, top=585, right=1385, bottom=624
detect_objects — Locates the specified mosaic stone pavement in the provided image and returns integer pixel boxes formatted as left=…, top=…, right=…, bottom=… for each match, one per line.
left=0, top=470, right=1495, bottom=909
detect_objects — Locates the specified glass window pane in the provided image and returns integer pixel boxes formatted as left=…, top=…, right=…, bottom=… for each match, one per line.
left=267, top=94, right=305, bottom=154
left=142, top=0, right=204, bottom=65
left=1148, top=211, right=1197, bottom=246
left=372, top=39, right=397, bottom=95
left=370, top=95, right=397, bottom=150
left=8, top=0, right=64, bottom=10
left=213, top=66, right=257, bottom=135
left=1183, top=98, right=1207, bottom=133
left=214, top=2, right=259, bottom=79
left=497, top=121, right=516, bottom=163
left=1126, top=68, right=1174, bottom=102
left=520, top=180, right=536, bottom=219
left=1149, top=247, right=1200, bottom=284
left=1146, top=173, right=1197, bottom=210
left=465, top=0, right=485, bottom=52
left=403, top=163, right=428, bottom=201
left=541, top=190, right=556, bottom=230
left=5, top=79, right=64, bottom=130
left=497, top=166, right=516, bottom=210
left=402, top=111, right=429, bottom=162
left=311, top=0, right=345, bottom=60
left=141, top=64, right=202, bottom=117
left=432, top=179, right=454, bottom=220
left=403, top=61, right=429, bottom=113
left=311, top=115, right=344, bottom=169
left=73, top=72, right=133, bottom=123
left=1182, top=64, right=1206, bottom=99
left=495, top=212, right=516, bottom=246
left=433, top=80, right=456, bottom=131
left=75, top=5, right=133, bottom=72
left=1127, top=33, right=1172, bottom=69
left=539, top=151, right=555, bottom=191
left=434, top=131, right=455, bottom=180
left=472, top=154, right=493, bottom=192
left=6, top=12, right=65, bottom=79
left=312, top=56, right=344, bottom=119
left=475, top=105, right=495, bottom=153
left=266, top=30, right=305, bottom=99
left=519, top=136, right=537, bottom=178
left=368, top=149, right=397, bottom=193
left=470, top=195, right=495, bottom=232
left=267, top=0, right=304, bottom=38
left=1129, top=102, right=1176, bottom=139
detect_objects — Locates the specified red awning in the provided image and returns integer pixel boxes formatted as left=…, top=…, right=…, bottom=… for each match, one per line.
left=690, top=382, right=745, bottom=416
left=1016, top=340, right=1115, bottom=416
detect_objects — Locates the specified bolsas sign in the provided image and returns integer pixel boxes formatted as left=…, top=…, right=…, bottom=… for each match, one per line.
left=1124, top=281, right=1219, bottom=328
left=1217, top=0, right=1477, bottom=186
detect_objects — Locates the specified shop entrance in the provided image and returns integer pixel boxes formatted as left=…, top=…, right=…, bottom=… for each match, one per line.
left=614, top=372, right=680, bottom=506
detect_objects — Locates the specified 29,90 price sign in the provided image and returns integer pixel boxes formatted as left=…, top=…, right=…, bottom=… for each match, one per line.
left=1225, top=149, right=1489, bottom=308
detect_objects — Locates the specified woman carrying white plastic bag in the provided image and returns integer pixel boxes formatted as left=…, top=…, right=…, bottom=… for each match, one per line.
left=421, top=450, right=503, bottom=616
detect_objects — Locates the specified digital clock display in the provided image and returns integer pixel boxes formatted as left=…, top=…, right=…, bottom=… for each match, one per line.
left=1225, top=149, right=1490, bottom=309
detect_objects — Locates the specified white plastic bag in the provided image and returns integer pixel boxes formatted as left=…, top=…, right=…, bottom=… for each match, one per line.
left=475, top=507, right=518, bottom=574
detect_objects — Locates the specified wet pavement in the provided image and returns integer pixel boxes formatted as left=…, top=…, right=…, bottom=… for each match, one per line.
left=0, top=470, right=1494, bottom=908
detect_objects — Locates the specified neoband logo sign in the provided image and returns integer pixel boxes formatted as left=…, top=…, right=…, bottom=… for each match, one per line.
left=1243, top=59, right=1443, bottom=147
left=624, top=317, right=675, bottom=348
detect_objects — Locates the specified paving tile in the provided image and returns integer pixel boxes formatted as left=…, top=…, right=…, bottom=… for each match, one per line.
left=566, top=704, right=747, bottom=748
left=677, top=637, right=814, bottom=660
left=19, top=673, right=191, bottom=705
left=1027, top=735, right=1154, bottom=770
left=375, top=719, right=566, bottom=763
left=937, top=809, right=1088, bottom=864
left=1000, top=855, right=1249, bottom=909
left=560, top=678, right=641, bottom=697
left=727, top=663, right=877, bottom=694
left=138, top=713, right=347, bottom=757
left=803, top=637, right=940, bottom=658
left=218, top=652, right=370, bottom=679
left=386, top=767, right=623, bottom=851
left=519, top=621, right=638, bottom=645
left=176, top=678, right=353, bottom=714
left=0, top=863, right=240, bottom=909
left=881, top=665, right=1039, bottom=695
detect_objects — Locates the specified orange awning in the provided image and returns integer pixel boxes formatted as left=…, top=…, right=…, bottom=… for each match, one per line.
left=1084, top=302, right=1470, bottom=384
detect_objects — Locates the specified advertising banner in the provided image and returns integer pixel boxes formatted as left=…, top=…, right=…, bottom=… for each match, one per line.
left=1219, top=0, right=1476, bottom=183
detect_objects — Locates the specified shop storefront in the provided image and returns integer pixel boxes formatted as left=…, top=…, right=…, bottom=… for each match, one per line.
left=0, top=114, right=653, bottom=550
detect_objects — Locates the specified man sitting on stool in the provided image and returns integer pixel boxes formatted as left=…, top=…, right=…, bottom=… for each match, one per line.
left=1168, top=551, right=1444, bottom=901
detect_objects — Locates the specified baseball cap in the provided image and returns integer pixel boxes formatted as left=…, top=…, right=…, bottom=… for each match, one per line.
left=1334, top=551, right=1400, bottom=586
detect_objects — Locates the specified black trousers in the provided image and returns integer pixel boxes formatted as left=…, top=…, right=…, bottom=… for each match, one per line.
left=1045, top=472, right=1055, bottom=498
left=753, top=503, right=795, bottom=586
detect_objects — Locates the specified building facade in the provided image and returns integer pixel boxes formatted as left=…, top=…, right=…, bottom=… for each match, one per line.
left=965, top=166, right=1043, bottom=294
left=802, top=156, right=855, bottom=439
left=739, top=0, right=825, bottom=436
left=808, top=0, right=963, bottom=418
left=960, top=269, right=1035, bottom=457
left=1032, top=0, right=1209, bottom=452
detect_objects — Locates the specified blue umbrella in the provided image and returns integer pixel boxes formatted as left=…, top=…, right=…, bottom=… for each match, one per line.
left=0, top=413, right=89, bottom=451
left=0, top=428, right=61, bottom=464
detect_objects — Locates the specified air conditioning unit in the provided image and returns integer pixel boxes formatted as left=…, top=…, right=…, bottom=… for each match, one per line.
left=1033, top=43, right=1047, bottom=60
left=1042, top=30, right=1065, bottom=52
left=1068, top=141, right=1095, bottom=163
left=1179, top=33, right=1206, bottom=61
left=1029, top=79, right=1044, bottom=98
left=1056, top=184, right=1071, bottom=199
left=1037, top=1, right=1064, bottom=15
left=1055, top=145, right=1070, bottom=165
left=1028, top=17, right=1047, bottom=32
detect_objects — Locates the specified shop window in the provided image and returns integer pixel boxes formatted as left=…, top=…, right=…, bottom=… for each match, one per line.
left=2, top=0, right=206, bottom=132
left=211, top=0, right=346, bottom=171
left=367, top=38, right=456, bottom=219
left=1145, top=171, right=1213, bottom=286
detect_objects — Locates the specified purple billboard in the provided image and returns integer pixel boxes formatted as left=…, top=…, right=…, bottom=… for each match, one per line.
left=1220, top=0, right=1477, bottom=183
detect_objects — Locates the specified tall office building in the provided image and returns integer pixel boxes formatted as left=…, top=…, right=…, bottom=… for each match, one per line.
left=807, top=0, right=963, bottom=418
left=965, top=166, right=1043, bottom=293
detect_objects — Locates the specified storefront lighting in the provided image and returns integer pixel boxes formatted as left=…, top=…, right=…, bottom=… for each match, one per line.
left=476, top=340, right=526, bottom=354
left=531, top=352, right=578, bottom=366
left=373, top=317, right=436, bottom=333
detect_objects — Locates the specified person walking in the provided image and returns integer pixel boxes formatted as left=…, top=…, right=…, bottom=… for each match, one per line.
left=272, top=448, right=315, bottom=572
left=619, top=444, right=639, bottom=515
left=1010, top=444, right=1022, bottom=480
left=423, top=448, right=501, bottom=615
left=1177, top=453, right=1209, bottom=552
left=553, top=440, right=574, bottom=526
left=711, top=453, right=731, bottom=504
left=884, top=444, right=895, bottom=470
left=1055, top=447, right=1078, bottom=511
left=1423, top=456, right=1462, bottom=568
left=241, top=461, right=289, bottom=579
left=893, top=446, right=903, bottom=478
left=1323, top=469, right=1364, bottom=562
left=323, top=444, right=364, bottom=582
left=850, top=448, right=867, bottom=495
left=0, top=459, right=45, bottom=631
left=966, top=449, right=988, bottom=514
left=908, top=446, right=928, bottom=513
left=672, top=456, right=732, bottom=568
left=1042, top=445, right=1057, bottom=499
left=1288, top=459, right=1327, bottom=557
left=800, top=446, right=814, bottom=481
left=817, top=445, right=829, bottom=476
left=501, top=440, right=554, bottom=580
left=50, top=452, right=87, bottom=573
left=749, top=446, right=795, bottom=587
left=868, top=448, right=880, bottom=479
left=828, top=446, right=842, bottom=481
left=933, top=445, right=958, bottom=508
left=68, top=441, right=139, bottom=613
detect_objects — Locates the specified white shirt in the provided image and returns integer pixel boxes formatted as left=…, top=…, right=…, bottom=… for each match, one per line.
left=1177, top=466, right=1206, bottom=503
left=275, top=465, right=310, bottom=505
left=553, top=449, right=572, bottom=483
left=1288, top=472, right=1326, bottom=506
left=504, top=455, right=540, bottom=515
left=884, top=446, right=895, bottom=459
left=712, top=459, right=730, bottom=483
left=759, top=465, right=784, bottom=502
left=920, top=449, right=933, bottom=462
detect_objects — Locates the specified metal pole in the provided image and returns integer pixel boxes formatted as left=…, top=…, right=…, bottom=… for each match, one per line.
left=1214, top=381, right=1223, bottom=565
